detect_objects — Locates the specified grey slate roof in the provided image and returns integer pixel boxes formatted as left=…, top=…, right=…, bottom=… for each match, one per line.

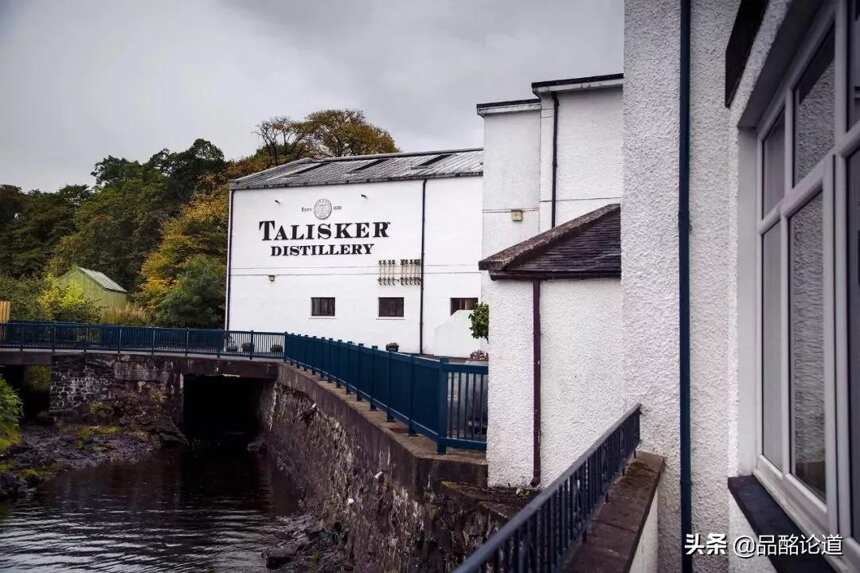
left=231, top=148, right=483, bottom=191
left=78, top=267, right=127, bottom=293
left=479, top=204, right=620, bottom=280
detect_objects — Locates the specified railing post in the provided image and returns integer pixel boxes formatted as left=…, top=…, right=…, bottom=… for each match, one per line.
left=356, top=343, right=364, bottom=402
left=436, top=358, right=449, bottom=454
left=250, top=330, right=254, bottom=360
left=283, top=332, right=288, bottom=362
left=385, top=349, right=393, bottom=422
left=50, top=324, right=55, bottom=353
left=151, top=329, right=156, bottom=355
left=117, top=327, right=122, bottom=355
left=217, top=332, right=222, bottom=358
left=185, top=327, right=189, bottom=356
left=369, top=346, right=377, bottom=410
left=407, top=354, right=416, bottom=436
left=335, top=340, right=343, bottom=388
left=345, top=341, right=354, bottom=395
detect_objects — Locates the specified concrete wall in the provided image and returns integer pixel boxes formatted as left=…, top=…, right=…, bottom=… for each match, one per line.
left=228, top=177, right=482, bottom=356
left=630, top=491, right=660, bottom=573
left=538, top=88, right=624, bottom=230
left=486, top=278, right=623, bottom=487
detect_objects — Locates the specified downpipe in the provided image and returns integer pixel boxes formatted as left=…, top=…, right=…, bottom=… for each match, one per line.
left=679, top=0, right=693, bottom=571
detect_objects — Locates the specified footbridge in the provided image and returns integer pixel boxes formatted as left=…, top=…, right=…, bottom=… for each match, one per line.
left=0, top=321, right=488, bottom=453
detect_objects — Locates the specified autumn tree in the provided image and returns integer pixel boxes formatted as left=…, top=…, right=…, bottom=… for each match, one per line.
left=255, top=109, right=397, bottom=166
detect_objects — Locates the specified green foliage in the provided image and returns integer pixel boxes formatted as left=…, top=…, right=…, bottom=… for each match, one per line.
left=0, top=375, right=22, bottom=453
left=0, top=275, right=46, bottom=320
left=23, top=366, right=51, bottom=394
left=154, top=255, right=225, bottom=328
left=0, top=185, right=89, bottom=278
left=469, top=303, right=489, bottom=341
left=38, top=277, right=102, bottom=323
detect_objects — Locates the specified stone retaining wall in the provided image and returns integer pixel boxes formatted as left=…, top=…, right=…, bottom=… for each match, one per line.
left=50, top=354, right=184, bottom=424
left=260, top=363, right=528, bottom=572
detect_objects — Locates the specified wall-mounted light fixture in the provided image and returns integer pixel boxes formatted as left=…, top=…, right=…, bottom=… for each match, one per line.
left=511, top=209, right=524, bottom=222
left=268, top=275, right=276, bottom=282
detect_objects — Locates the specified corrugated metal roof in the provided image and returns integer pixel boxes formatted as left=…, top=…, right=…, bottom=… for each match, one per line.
left=479, top=204, right=620, bottom=280
left=78, top=267, right=128, bottom=293
left=231, top=148, right=483, bottom=190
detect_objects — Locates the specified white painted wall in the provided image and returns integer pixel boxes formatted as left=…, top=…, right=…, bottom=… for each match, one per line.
left=630, top=490, right=660, bottom=573
left=432, top=310, right=486, bottom=358
left=728, top=497, right=777, bottom=573
left=486, top=279, right=534, bottom=486
left=540, top=279, right=624, bottom=483
left=623, top=1, right=792, bottom=571
left=486, top=278, right=623, bottom=487
left=538, top=87, right=624, bottom=230
left=481, top=109, right=541, bottom=257
left=227, top=176, right=482, bottom=356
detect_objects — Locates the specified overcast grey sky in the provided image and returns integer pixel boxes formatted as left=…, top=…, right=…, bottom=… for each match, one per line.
left=0, top=0, right=623, bottom=193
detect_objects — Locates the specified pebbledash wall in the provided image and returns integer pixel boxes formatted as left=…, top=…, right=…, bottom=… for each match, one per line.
left=623, top=1, right=819, bottom=572
left=226, top=151, right=485, bottom=357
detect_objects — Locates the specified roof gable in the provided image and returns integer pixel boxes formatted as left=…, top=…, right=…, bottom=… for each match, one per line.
left=479, top=204, right=620, bottom=280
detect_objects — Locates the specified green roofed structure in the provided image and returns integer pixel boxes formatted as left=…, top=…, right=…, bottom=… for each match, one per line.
left=57, top=266, right=128, bottom=312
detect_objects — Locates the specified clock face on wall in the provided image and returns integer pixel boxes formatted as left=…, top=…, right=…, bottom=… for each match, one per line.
left=313, top=198, right=333, bottom=220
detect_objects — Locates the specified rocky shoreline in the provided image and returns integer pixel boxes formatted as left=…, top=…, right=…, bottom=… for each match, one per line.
left=0, top=414, right=187, bottom=501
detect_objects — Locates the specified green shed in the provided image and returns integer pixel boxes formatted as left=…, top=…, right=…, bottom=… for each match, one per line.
left=57, top=266, right=128, bottom=312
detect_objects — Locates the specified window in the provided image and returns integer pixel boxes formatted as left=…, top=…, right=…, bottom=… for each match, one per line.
left=378, top=297, right=404, bottom=318
left=753, top=4, right=860, bottom=565
left=311, top=297, right=335, bottom=317
left=450, top=297, right=478, bottom=315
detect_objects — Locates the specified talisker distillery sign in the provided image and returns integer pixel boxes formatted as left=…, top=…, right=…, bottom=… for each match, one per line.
left=257, top=220, right=391, bottom=257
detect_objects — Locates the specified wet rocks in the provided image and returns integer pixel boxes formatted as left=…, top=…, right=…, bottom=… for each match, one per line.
left=262, top=514, right=350, bottom=572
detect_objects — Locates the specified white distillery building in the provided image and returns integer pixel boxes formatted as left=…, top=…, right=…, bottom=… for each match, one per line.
left=226, top=149, right=485, bottom=357
left=473, top=0, right=860, bottom=571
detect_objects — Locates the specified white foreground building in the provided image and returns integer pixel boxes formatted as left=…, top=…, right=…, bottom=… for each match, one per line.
left=476, top=1, right=858, bottom=571
left=477, top=75, right=626, bottom=487
left=226, top=149, right=484, bottom=357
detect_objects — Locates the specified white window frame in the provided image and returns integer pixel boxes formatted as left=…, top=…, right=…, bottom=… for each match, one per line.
left=753, top=2, right=860, bottom=568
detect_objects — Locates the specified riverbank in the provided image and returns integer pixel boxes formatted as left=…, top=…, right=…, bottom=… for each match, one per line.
left=0, top=414, right=186, bottom=500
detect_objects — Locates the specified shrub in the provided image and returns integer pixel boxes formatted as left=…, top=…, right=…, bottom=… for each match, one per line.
left=241, top=342, right=254, bottom=353
left=38, top=276, right=102, bottom=323
left=0, top=375, right=22, bottom=453
left=385, top=342, right=399, bottom=352
left=469, top=302, right=489, bottom=341
left=270, top=344, right=283, bottom=354
left=101, top=304, right=150, bottom=326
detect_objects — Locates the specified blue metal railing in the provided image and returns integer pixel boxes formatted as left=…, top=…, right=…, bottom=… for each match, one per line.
left=455, top=404, right=641, bottom=572
left=0, top=321, right=488, bottom=452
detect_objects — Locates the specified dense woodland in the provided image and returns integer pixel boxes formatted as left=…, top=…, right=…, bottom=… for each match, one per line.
left=0, top=110, right=397, bottom=328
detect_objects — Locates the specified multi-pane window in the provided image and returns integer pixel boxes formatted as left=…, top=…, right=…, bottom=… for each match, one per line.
left=378, top=297, right=404, bottom=318
left=755, top=3, right=860, bottom=565
left=450, top=297, right=478, bottom=315
left=310, top=297, right=335, bottom=317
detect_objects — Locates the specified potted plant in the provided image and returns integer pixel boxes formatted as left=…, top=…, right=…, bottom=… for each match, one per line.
left=225, top=337, right=238, bottom=352
left=385, top=342, right=399, bottom=352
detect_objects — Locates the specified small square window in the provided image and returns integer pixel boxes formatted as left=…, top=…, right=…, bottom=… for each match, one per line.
left=450, top=298, right=478, bottom=315
left=378, top=297, right=404, bottom=318
left=311, top=297, right=335, bottom=317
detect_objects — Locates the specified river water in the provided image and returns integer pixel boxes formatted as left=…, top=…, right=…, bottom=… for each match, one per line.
left=0, top=448, right=300, bottom=572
